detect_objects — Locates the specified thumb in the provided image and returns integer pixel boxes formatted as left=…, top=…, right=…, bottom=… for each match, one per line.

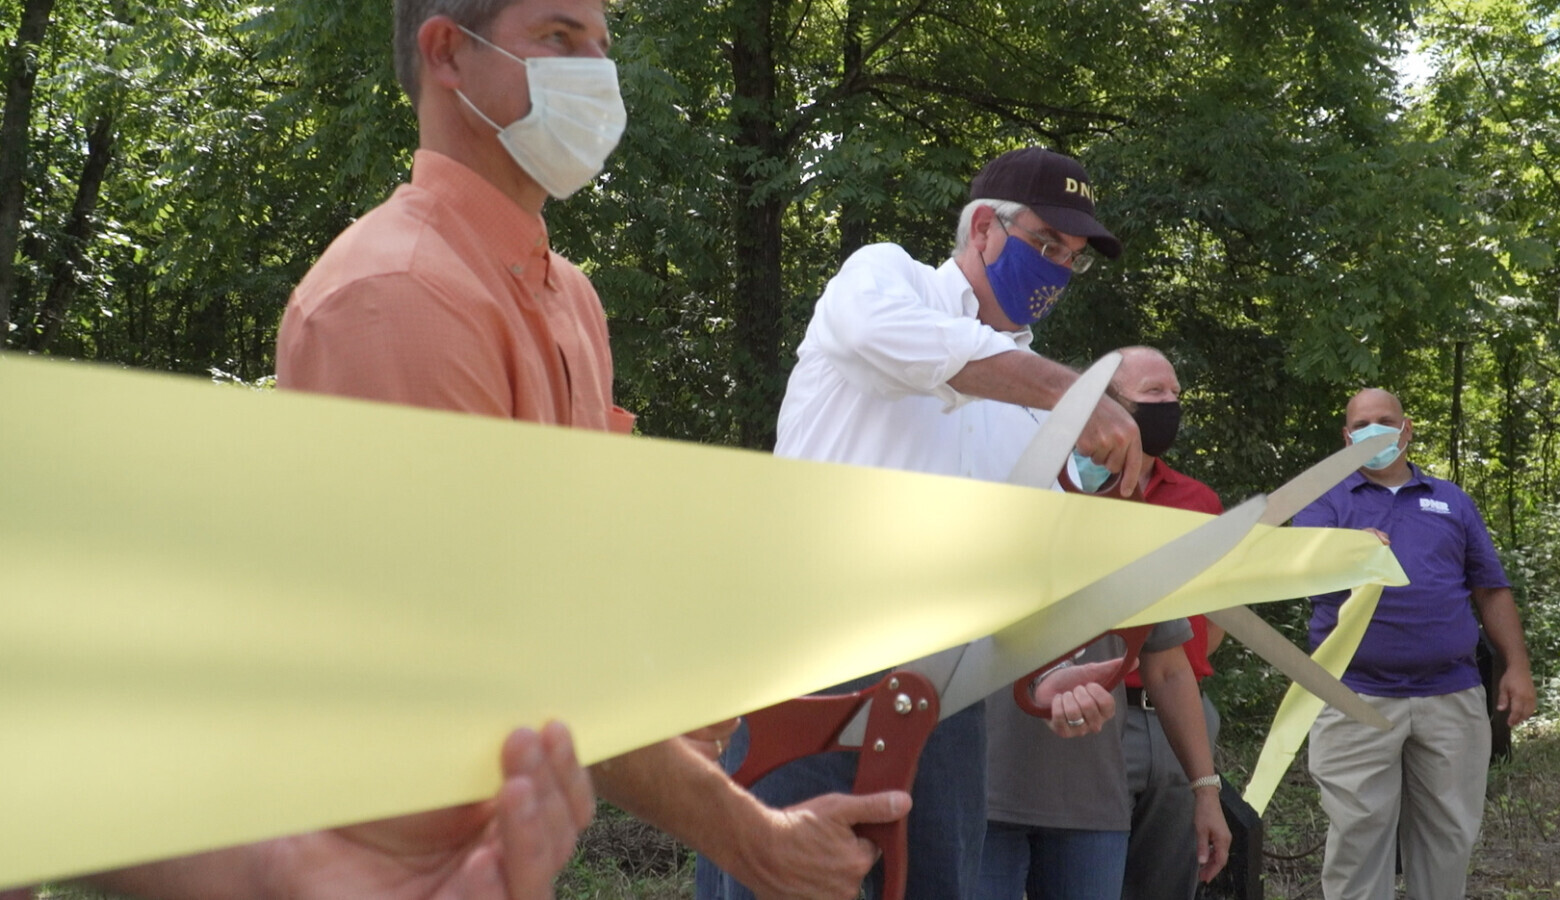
left=832, top=790, right=913, bottom=826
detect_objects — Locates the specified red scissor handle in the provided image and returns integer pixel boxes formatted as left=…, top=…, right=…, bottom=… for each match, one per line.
left=1011, top=625, right=1153, bottom=718
left=734, top=669, right=940, bottom=900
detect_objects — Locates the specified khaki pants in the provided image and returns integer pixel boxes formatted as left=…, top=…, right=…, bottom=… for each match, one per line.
left=1308, top=687, right=1490, bottom=900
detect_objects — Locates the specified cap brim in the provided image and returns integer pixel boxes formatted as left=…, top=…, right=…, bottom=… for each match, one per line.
left=1033, top=205, right=1122, bottom=260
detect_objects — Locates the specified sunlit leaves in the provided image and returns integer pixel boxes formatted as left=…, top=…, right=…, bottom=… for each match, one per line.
left=7, top=0, right=1556, bottom=539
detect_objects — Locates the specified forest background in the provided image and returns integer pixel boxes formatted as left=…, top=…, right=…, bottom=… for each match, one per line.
left=5, top=0, right=1560, bottom=797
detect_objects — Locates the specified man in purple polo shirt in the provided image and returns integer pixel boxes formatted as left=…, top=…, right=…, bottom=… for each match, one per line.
left=1294, top=388, right=1536, bottom=900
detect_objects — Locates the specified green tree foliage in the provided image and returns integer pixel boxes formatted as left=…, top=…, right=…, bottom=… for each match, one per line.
left=1, top=0, right=413, bottom=377
left=4, top=0, right=1557, bottom=713
left=1399, top=0, right=1560, bottom=696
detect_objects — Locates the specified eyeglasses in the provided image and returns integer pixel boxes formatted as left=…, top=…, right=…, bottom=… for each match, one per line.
left=1005, top=221, right=1097, bottom=273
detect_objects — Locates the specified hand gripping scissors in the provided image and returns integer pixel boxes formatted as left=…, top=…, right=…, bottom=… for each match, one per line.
left=734, top=354, right=1397, bottom=898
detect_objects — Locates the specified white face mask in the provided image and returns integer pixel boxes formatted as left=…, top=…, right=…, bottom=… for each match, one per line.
left=456, top=26, right=626, bottom=198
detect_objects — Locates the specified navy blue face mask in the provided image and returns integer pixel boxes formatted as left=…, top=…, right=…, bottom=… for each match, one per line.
left=985, top=228, right=1072, bottom=326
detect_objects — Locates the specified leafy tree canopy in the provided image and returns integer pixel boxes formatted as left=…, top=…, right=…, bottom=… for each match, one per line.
left=4, top=0, right=1559, bottom=704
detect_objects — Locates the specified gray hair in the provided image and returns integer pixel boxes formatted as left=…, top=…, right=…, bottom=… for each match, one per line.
left=954, top=199, right=1028, bottom=253
left=394, top=0, right=514, bottom=107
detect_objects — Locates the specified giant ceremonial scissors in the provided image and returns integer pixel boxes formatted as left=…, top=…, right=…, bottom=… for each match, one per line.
left=734, top=354, right=1396, bottom=899
left=1007, top=355, right=1392, bottom=732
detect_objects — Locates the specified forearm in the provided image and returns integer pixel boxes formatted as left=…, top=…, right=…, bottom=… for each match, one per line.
left=593, top=737, right=898, bottom=899
left=1143, top=652, right=1228, bottom=881
left=1473, top=586, right=1538, bottom=725
left=590, top=738, right=776, bottom=887
left=77, top=844, right=276, bottom=900
left=1144, top=665, right=1215, bottom=782
left=1473, top=587, right=1532, bottom=672
left=946, top=349, right=1079, bottom=409
left=948, top=349, right=1142, bottom=490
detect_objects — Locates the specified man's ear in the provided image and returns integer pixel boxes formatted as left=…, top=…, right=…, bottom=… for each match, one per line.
left=418, top=15, right=469, bottom=94
left=969, top=204, right=999, bottom=255
left=1402, top=417, right=1414, bottom=446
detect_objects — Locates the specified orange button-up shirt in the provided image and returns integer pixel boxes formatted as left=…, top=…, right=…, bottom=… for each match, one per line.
left=277, top=150, right=633, bottom=434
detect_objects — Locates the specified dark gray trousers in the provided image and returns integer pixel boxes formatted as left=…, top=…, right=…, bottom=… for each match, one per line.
left=1121, top=692, right=1220, bottom=900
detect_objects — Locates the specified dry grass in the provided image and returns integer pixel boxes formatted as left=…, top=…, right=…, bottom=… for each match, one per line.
left=558, top=724, right=1560, bottom=899
left=34, top=725, right=1560, bottom=899
left=1219, top=719, right=1560, bottom=900
left=558, top=804, right=694, bottom=899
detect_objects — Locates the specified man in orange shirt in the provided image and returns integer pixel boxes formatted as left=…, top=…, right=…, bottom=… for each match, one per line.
left=65, top=1, right=908, bottom=898
left=276, top=0, right=914, bottom=896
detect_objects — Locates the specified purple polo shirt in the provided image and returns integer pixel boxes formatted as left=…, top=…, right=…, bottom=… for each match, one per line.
left=1293, top=463, right=1507, bottom=698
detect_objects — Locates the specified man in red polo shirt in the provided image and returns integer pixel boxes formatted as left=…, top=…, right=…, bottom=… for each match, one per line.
left=1115, top=346, right=1230, bottom=900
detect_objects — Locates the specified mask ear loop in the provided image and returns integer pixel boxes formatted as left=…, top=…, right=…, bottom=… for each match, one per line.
left=458, top=24, right=531, bottom=67
left=994, top=218, right=1016, bottom=261
left=452, top=24, right=536, bottom=134
left=455, top=90, right=505, bottom=133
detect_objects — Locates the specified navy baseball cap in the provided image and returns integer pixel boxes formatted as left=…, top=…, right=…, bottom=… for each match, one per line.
left=970, top=148, right=1122, bottom=259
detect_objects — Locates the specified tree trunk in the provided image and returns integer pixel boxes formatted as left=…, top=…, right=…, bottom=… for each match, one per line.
left=837, top=0, right=869, bottom=262
left=729, top=0, right=786, bottom=450
left=1450, top=339, right=1466, bottom=484
left=30, top=111, right=116, bottom=352
left=1498, top=343, right=1520, bottom=548
left=0, top=0, right=58, bottom=344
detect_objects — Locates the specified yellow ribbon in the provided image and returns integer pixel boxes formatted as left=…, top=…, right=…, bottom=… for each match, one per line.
left=0, top=354, right=1404, bottom=887
left=1241, top=583, right=1384, bottom=815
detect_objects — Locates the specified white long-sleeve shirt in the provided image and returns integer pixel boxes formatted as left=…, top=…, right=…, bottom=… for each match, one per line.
left=775, top=243, right=1043, bottom=479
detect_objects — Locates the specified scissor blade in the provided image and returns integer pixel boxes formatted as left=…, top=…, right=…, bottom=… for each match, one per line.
left=935, top=494, right=1269, bottom=718
left=1205, top=605, right=1391, bottom=730
left=1006, top=352, right=1122, bottom=490
left=836, top=353, right=1128, bottom=745
left=1261, top=433, right=1394, bottom=526
left=842, top=399, right=1388, bottom=735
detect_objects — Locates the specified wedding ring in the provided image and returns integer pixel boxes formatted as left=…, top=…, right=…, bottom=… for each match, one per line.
left=714, top=738, right=724, bottom=756
left=1065, top=717, right=1086, bottom=727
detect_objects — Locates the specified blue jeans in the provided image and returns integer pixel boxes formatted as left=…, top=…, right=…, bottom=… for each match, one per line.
left=696, top=671, right=988, bottom=900
left=976, top=821, right=1128, bottom=900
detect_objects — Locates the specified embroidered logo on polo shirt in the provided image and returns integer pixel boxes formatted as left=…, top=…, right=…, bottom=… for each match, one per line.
left=1419, top=498, right=1452, bottom=515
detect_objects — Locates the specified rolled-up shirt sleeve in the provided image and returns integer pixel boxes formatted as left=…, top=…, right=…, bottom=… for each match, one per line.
left=809, top=244, right=1022, bottom=409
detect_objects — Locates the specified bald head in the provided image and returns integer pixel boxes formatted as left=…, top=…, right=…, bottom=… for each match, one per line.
left=1110, top=346, right=1181, bottom=461
left=1345, top=388, right=1405, bottom=430
left=1111, top=346, right=1178, bottom=405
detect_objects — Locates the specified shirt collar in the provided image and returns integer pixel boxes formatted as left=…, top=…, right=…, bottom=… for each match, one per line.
left=1344, top=461, right=1428, bottom=493
left=1144, top=457, right=1176, bottom=494
left=411, top=150, right=556, bottom=291
left=937, top=257, right=1034, bottom=347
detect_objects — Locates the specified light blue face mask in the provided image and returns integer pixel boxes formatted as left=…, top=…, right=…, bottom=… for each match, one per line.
left=1349, top=423, right=1403, bottom=470
left=1071, top=450, right=1114, bottom=494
